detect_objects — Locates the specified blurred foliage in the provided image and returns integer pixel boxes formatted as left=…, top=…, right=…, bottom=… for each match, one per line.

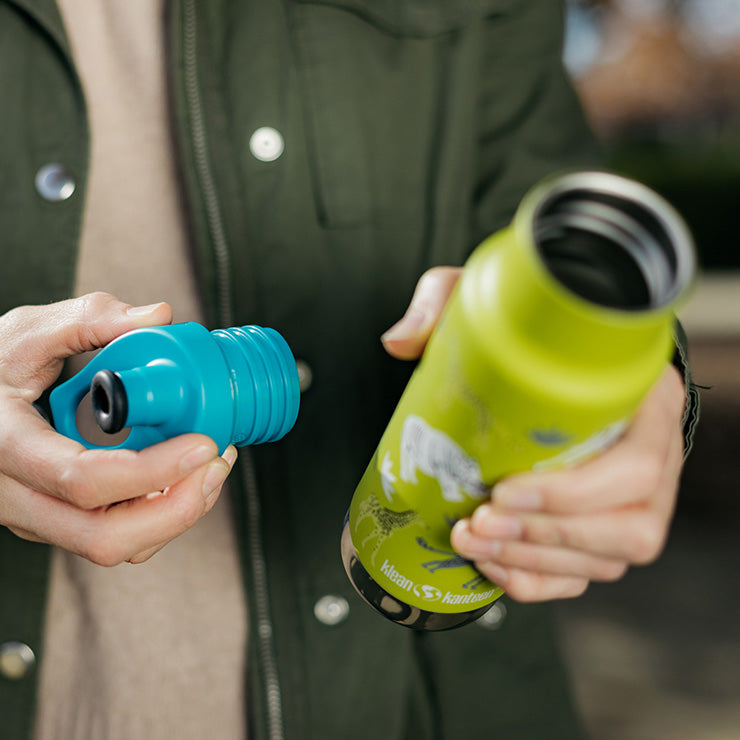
left=608, top=137, right=740, bottom=269
left=566, top=0, right=740, bottom=269
left=571, top=0, right=685, bottom=10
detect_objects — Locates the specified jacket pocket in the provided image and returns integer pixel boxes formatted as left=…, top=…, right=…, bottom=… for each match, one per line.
left=290, top=0, right=510, bottom=229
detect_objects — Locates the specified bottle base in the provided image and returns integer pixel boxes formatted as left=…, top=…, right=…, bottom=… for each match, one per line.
left=340, top=520, right=496, bottom=631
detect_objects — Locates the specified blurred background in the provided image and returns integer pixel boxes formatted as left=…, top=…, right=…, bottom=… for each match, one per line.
left=553, top=1, right=740, bottom=738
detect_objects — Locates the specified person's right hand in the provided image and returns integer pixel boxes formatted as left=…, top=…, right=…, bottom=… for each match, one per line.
left=0, top=293, right=236, bottom=565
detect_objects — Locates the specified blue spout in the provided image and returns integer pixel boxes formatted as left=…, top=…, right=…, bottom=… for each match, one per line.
left=49, top=323, right=300, bottom=453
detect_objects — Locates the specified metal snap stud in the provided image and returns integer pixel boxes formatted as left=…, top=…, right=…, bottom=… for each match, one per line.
left=35, top=163, right=76, bottom=202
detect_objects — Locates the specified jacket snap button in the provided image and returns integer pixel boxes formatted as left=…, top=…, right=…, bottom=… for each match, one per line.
left=475, top=601, right=507, bottom=630
left=296, top=360, right=313, bottom=393
left=314, top=595, right=350, bottom=626
left=35, top=163, right=76, bottom=201
left=0, top=641, right=36, bottom=680
left=249, top=127, right=284, bottom=162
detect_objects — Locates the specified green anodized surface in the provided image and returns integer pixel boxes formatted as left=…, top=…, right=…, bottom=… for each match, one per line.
left=347, top=172, right=695, bottom=615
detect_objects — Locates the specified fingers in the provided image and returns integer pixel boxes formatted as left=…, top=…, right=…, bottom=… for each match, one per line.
left=381, top=267, right=462, bottom=360
left=452, top=519, right=629, bottom=581
left=461, top=503, right=664, bottom=566
left=0, top=293, right=172, bottom=396
left=106, top=446, right=237, bottom=566
left=0, top=293, right=236, bottom=566
left=455, top=416, right=682, bottom=566
left=476, top=565, right=590, bottom=603
left=452, top=516, right=613, bottom=602
left=491, top=366, right=686, bottom=516
left=2, top=446, right=238, bottom=566
left=450, top=365, right=687, bottom=603
left=0, top=291, right=194, bottom=509
left=0, top=401, right=221, bottom=508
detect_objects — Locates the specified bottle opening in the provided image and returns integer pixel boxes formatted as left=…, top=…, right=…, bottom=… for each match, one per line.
left=92, top=383, right=110, bottom=416
left=91, top=369, right=129, bottom=435
left=533, top=173, right=694, bottom=311
left=74, top=390, right=131, bottom=447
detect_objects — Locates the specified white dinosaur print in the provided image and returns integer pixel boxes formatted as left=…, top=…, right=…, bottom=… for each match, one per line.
left=400, top=415, right=487, bottom=502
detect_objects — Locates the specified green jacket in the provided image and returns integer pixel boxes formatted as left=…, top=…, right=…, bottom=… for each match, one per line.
left=0, top=1, right=697, bottom=739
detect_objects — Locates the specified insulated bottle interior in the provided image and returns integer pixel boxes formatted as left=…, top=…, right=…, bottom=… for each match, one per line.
left=534, top=180, right=693, bottom=311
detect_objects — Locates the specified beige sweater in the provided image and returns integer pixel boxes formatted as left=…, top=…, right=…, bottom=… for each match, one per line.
left=33, top=2, right=248, bottom=738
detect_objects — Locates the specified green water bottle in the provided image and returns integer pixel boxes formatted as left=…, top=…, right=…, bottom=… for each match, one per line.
left=341, top=171, right=695, bottom=631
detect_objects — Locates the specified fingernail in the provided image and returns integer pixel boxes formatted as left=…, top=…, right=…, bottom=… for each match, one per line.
left=450, top=518, right=471, bottom=548
left=471, top=505, right=523, bottom=539
left=127, top=302, right=165, bottom=317
left=454, top=521, right=503, bottom=559
left=180, top=444, right=217, bottom=475
left=222, top=445, right=238, bottom=469
left=381, top=309, right=428, bottom=343
left=202, top=460, right=229, bottom=498
left=493, top=484, right=542, bottom=511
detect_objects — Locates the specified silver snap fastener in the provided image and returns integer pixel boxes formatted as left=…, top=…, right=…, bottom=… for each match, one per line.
left=314, top=595, right=350, bottom=626
left=249, top=127, right=284, bottom=162
left=475, top=601, right=507, bottom=630
left=296, top=360, right=313, bottom=393
left=0, top=641, right=36, bottom=680
left=35, top=163, right=76, bottom=201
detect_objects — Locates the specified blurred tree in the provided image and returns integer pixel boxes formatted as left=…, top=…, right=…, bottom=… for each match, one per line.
left=571, top=0, right=683, bottom=10
left=566, top=0, right=740, bottom=269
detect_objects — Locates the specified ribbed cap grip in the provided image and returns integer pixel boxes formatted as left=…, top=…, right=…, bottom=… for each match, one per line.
left=211, top=326, right=300, bottom=446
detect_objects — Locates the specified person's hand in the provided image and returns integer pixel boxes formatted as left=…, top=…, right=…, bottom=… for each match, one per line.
left=382, top=267, right=686, bottom=603
left=0, top=293, right=236, bottom=566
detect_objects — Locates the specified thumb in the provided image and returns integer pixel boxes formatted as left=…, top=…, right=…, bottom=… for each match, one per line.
left=381, top=267, right=461, bottom=360
left=0, top=293, right=172, bottom=392
left=44, top=292, right=173, bottom=359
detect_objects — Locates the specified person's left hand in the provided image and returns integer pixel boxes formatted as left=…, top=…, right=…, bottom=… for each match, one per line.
left=382, top=266, right=687, bottom=603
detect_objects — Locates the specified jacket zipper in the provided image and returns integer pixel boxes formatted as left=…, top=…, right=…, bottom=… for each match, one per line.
left=182, top=0, right=233, bottom=328
left=181, top=2, right=286, bottom=739
left=242, top=454, right=287, bottom=740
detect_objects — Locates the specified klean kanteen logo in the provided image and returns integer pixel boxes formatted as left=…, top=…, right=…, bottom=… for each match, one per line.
left=380, top=559, right=414, bottom=592
left=415, top=584, right=443, bottom=601
left=441, top=588, right=497, bottom=605
left=380, top=560, right=442, bottom=601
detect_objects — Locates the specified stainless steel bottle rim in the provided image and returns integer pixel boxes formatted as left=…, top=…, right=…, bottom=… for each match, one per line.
left=530, top=172, right=696, bottom=311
